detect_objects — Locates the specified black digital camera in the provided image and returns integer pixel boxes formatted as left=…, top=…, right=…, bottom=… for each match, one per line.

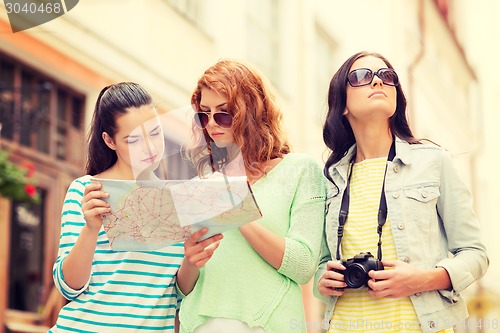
left=338, top=252, right=384, bottom=288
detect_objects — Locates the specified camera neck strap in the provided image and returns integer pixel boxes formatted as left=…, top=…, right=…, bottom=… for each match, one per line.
left=335, top=139, right=396, bottom=261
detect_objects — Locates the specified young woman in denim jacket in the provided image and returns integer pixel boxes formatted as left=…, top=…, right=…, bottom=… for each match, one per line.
left=314, top=51, right=488, bottom=333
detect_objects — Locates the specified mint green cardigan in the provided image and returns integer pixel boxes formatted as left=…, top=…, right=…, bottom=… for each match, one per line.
left=179, top=153, right=326, bottom=333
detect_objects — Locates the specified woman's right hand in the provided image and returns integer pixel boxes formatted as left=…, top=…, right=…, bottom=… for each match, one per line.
left=176, top=229, right=223, bottom=296
left=62, top=181, right=110, bottom=289
left=81, top=181, right=110, bottom=231
left=317, top=260, right=348, bottom=297
left=183, top=228, right=223, bottom=268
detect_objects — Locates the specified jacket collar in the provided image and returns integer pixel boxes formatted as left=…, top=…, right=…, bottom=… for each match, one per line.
left=394, top=136, right=412, bottom=165
left=331, top=136, right=413, bottom=181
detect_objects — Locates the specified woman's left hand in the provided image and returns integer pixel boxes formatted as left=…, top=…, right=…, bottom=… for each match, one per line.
left=367, top=260, right=435, bottom=298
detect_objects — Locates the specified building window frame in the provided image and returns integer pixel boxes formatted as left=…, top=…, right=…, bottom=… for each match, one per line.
left=0, top=53, right=85, bottom=165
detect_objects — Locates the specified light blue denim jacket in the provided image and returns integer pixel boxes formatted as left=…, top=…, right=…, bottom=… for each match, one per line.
left=313, top=137, right=489, bottom=333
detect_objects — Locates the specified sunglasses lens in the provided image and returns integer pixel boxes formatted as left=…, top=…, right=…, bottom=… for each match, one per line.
left=194, top=113, right=209, bottom=129
left=379, top=69, right=399, bottom=86
left=348, top=69, right=373, bottom=87
left=213, top=113, right=233, bottom=128
left=194, top=112, right=233, bottom=129
left=348, top=68, right=399, bottom=87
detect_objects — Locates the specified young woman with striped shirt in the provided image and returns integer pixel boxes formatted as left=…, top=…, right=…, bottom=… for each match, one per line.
left=50, top=82, right=221, bottom=332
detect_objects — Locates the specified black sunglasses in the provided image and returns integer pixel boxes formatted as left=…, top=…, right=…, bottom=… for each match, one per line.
left=194, top=112, right=233, bottom=129
left=347, top=68, right=399, bottom=87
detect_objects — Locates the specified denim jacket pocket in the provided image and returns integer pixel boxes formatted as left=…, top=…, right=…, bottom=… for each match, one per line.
left=403, top=186, right=440, bottom=229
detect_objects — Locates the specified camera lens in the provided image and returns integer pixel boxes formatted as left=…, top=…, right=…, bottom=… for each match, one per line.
left=344, top=264, right=368, bottom=288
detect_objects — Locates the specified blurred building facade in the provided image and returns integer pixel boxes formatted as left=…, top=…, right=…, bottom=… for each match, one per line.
left=0, top=0, right=496, bottom=332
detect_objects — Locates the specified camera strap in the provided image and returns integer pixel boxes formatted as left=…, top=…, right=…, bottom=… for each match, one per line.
left=335, top=139, right=396, bottom=261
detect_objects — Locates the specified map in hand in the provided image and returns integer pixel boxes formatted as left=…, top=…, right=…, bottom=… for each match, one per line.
left=93, top=175, right=261, bottom=251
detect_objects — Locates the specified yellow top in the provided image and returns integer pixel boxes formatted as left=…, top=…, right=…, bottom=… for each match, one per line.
left=329, top=157, right=452, bottom=333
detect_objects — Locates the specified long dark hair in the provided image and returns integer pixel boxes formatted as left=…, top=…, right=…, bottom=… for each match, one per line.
left=85, top=82, right=153, bottom=175
left=323, top=51, right=417, bottom=183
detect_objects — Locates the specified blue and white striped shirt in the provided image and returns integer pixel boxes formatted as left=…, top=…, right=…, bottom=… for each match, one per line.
left=50, top=175, right=184, bottom=333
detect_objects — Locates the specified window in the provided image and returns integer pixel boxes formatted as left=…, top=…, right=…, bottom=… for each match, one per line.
left=0, top=59, right=15, bottom=140
left=0, top=53, right=85, bottom=164
left=57, top=90, right=68, bottom=160
left=8, top=192, right=46, bottom=312
left=245, top=0, right=280, bottom=85
left=37, top=81, right=51, bottom=154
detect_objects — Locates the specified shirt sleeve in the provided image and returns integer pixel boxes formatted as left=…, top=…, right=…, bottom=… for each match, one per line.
left=174, top=274, right=186, bottom=310
left=277, top=157, right=327, bottom=285
left=434, top=149, right=489, bottom=300
left=52, top=176, right=92, bottom=300
left=313, top=230, right=334, bottom=303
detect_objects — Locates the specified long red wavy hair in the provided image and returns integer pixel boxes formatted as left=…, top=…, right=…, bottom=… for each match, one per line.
left=188, top=59, right=290, bottom=176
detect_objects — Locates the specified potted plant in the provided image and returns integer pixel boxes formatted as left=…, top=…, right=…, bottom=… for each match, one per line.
left=0, top=150, right=39, bottom=203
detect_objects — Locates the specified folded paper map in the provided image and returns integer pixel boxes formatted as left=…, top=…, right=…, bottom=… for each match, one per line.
left=93, top=175, right=262, bottom=251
